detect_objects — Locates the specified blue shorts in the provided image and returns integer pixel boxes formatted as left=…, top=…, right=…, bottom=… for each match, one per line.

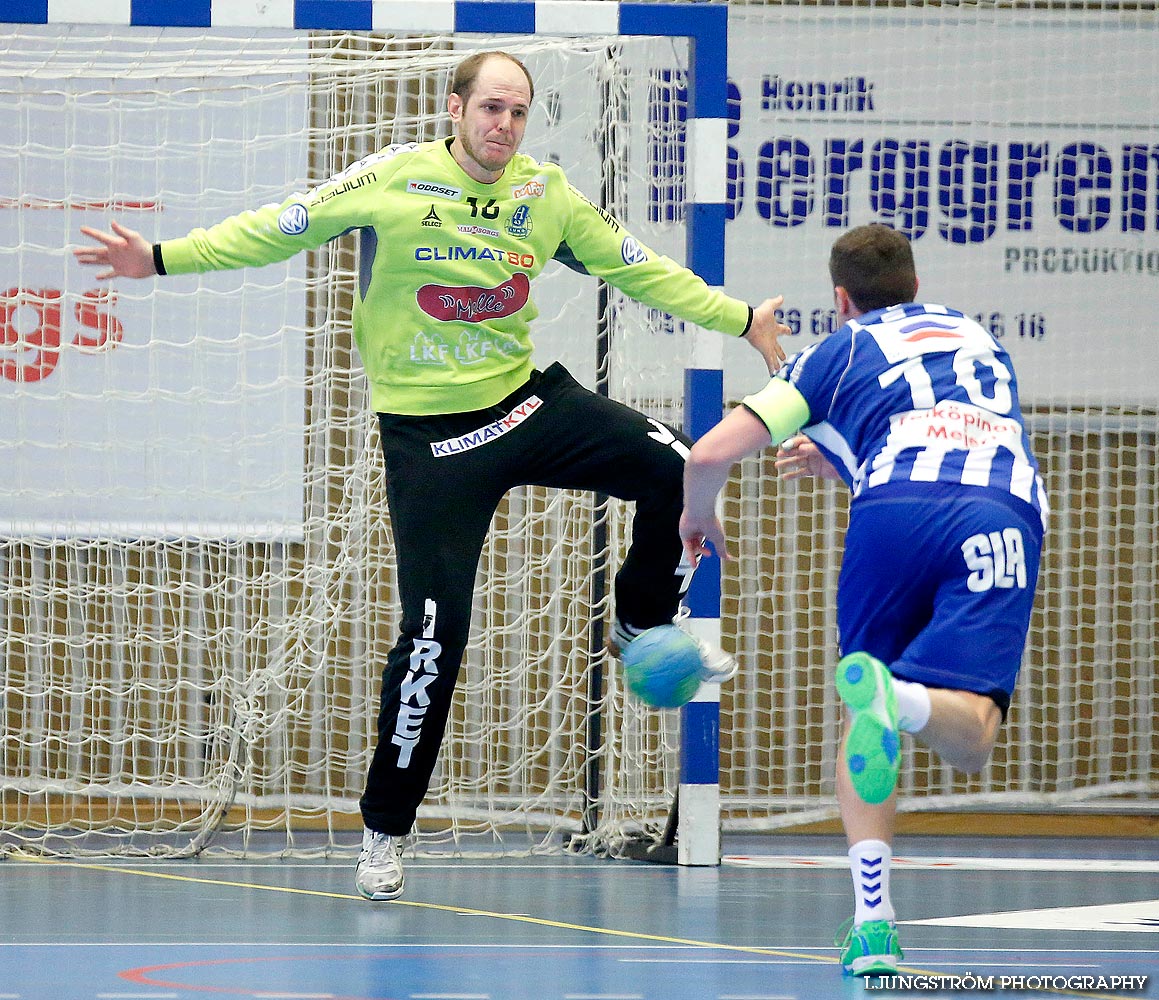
left=837, top=484, right=1044, bottom=713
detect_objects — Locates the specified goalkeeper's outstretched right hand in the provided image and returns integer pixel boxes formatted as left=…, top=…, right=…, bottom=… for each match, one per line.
left=74, top=221, right=157, bottom=281
left=743, top=295, right=790, bottom=374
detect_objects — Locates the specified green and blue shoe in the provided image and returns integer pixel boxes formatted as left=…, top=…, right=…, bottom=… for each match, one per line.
left=836, top=652, right=901, bottom=805
left=836, top=917, right=904, bottom=976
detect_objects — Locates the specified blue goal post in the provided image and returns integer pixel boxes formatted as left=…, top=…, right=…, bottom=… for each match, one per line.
left=4, top=0, right=731, bottom=866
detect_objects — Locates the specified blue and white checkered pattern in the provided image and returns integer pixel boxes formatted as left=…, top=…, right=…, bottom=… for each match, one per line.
left=9, top=0, right=706, bottom=38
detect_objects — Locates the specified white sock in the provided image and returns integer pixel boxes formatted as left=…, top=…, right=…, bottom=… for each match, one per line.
left=892, top=676, right=932, bottom=734
left=849, top=839, right=895, bottom=924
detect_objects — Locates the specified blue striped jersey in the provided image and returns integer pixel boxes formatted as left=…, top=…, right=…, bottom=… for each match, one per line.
left=779, top=303, right=1048, bottom=527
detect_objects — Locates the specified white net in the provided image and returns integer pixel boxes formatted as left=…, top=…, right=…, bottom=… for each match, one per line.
left=715, top=3, right=1159, bottom=832
left=1, top=5, right=1156, bottom=859
left=0, top=25, right=694, bottom=857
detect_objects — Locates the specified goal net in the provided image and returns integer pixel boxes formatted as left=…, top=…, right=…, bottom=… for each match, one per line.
left=0, top=23, right=702, bottom=857
left=2, top=5, right=1155, bottom=859
left=713, top=2, right=1158, bottom=835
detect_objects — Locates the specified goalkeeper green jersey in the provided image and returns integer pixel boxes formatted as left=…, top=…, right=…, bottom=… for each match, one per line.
left=157, top=137, right=752, bottom=415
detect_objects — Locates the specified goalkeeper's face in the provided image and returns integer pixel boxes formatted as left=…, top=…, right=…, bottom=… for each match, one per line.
left=448, top=56, right=531, bottom=183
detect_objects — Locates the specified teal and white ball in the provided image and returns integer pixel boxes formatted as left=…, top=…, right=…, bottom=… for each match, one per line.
left=621, top=625, right=703, bottom=709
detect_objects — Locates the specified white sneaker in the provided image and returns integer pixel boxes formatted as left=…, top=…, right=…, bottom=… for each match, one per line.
left=355, top=828, right=405, bottom=900
left=610, top=607, right=738, bottom=683
left=672, top=606, right=738, bottom=682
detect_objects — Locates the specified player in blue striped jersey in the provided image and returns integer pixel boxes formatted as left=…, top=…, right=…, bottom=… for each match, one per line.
left=680, top=224, right=1047, bottom=977
left=779, top=300, right=1046, bottom=520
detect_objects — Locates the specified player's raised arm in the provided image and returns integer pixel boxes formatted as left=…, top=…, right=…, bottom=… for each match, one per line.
left=681, top=375, right=812, bottom=564
left=680, top=405, right=774, bottom=564
left=74, top=220, right=157, bottom=280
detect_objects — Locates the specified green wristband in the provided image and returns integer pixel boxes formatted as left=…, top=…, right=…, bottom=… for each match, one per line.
left=741, top=378, right=811, bottom=446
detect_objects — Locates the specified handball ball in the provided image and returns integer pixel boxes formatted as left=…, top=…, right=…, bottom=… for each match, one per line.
left=621, top=625, right=703, bottom=709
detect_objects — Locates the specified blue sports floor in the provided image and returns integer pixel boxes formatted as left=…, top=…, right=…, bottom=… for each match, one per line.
left=0, top=835, right=1155, bottom=1000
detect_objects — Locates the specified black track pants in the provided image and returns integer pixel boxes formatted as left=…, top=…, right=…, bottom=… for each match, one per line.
left=360, top=363, right=694, bottom=835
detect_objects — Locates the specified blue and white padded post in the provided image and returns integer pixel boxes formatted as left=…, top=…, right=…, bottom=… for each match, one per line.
left=674, top=6, right=730, bottom=868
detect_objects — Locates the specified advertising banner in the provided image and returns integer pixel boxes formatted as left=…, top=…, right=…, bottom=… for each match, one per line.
left=0, top=33, right=308, bottom=538
left=718, top=10, right=1159, bottom=406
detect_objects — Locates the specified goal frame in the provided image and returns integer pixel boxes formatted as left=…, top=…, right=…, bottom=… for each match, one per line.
left=2, top=0, right=731, bottom=865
